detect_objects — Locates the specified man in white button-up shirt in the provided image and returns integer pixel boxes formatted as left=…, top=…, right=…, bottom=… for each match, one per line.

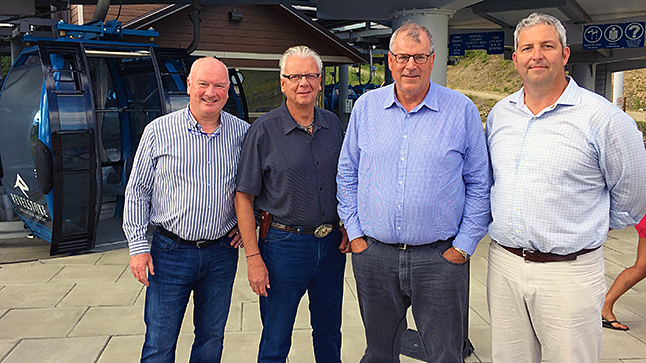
left=486, top=13, right=646, bottom=363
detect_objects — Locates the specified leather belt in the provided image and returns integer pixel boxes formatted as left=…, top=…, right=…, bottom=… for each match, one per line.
left=499, top=243, right=601, bottom=263
left=371, top=236, right=454, bottom=250
left=155, top=226, right=223, bottom=249
left=270, top=221, right=339, bottom=238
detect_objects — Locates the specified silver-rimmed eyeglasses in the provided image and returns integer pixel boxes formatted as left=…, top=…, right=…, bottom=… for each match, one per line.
left=391, top=52, right=432, bottom=64
left=282, top=73, right=321, bottom=83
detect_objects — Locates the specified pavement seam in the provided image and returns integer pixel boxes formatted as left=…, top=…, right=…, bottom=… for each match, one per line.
left=115, top=265, right=130, bottom=283
left=93, top=252, right=107, bottom=266
left=93, top=335, right=112, bottom=363
left=0, top=339, right=20, bottom=363
left=42, top=265, right=65, bottom=284
left=65, top=306, right=91, bottom=338
left=53, top=283, right=77, bottom=308
left=132, top=285, right=145, bottom=306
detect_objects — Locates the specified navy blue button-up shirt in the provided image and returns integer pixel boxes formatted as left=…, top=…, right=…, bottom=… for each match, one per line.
left=237, top=102, right=343, bottom=228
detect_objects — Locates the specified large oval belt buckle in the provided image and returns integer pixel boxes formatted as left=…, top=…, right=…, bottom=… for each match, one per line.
left=313, top=224, right=334, bottom=238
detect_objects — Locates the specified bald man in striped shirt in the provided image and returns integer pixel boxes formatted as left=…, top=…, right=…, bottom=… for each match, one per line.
left=124, top=57, right=249, bottom=362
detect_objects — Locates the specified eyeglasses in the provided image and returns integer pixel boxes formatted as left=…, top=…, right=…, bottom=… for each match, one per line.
left=390, top=52, right=432, bottom=64
left=282, top=73, right=321, bottom=83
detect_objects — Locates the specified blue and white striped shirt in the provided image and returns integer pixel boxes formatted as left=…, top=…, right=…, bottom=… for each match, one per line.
left=124, top=106, right=249, bottom=256
left=487, top=78, right=646, bottom=254
left=337, top=82, right=492, bottom=255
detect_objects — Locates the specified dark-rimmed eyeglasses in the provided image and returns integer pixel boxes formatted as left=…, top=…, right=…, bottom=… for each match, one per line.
left=390, top=52, right=432, bottom=64
left=282, top=73, right=321, bottom=83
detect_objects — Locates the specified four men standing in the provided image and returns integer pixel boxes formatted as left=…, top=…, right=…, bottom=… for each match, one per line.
left=124, top=15, right=646, bottom=363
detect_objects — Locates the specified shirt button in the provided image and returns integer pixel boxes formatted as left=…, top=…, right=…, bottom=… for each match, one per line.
left=316, top=161, right=319, bottom=165
left=319, top=187, right=323, bottom=191
left=515, top=207, right=518, bottom=210
left=398, top=205, right=402, bottom=209
left=398, top=227, right=402, bottom=230
left=401, top=157, right=405, bottom=162
left=322, top=213, right=325, bottom=216
left=516, top=230, right=520, bottom=233
left=399, top=181, right=403, bottom=185
left=403, top=135, right=408, bottom=139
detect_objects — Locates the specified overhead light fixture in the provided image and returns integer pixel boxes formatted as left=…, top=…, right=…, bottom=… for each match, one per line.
left=229, top=9, right=243, bottom=22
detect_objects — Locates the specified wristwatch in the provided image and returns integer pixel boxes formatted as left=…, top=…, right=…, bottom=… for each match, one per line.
left=453, top=246, right=470, bottom=260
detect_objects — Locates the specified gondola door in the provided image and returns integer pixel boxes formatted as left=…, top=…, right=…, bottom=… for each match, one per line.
left=38, top=42, right=100, bottom=255
left=150, top=47, right=190, bottom=113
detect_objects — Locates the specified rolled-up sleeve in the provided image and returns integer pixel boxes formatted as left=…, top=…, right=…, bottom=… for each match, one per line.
left=600, top=112, right=646, bottom=229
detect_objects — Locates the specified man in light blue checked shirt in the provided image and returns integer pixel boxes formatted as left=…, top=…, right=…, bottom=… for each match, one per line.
left=486, top=13, right=646, bottom=363
left=123, top=57, right=249, bottom=362
left=337, top=21, right=491, bottom=362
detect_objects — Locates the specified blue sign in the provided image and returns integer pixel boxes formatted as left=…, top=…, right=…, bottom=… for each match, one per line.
left=449, top=31, right=504, bottom=56
left=583, top=22, right=645, bottom=50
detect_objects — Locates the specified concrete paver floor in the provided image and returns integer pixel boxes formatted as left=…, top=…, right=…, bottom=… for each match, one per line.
left=1, top=223, right=645, bottom=362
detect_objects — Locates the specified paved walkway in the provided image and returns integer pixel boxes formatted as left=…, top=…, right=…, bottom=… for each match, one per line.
left=1, top=221, right=646, bottom=362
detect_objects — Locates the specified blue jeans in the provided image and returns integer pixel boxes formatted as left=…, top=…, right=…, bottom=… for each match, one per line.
left=141, top=231, right=238, bottom=363
left=352, top=237, right=468, bottom=363
left=257, top=227, right=346, bottom=363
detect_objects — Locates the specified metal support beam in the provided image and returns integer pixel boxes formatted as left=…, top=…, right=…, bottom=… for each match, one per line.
left=338, top=64, right=350, bottom=129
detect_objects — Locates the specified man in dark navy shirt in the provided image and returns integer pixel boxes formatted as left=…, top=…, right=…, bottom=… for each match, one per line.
left=235, top=45, right=349, bottom=363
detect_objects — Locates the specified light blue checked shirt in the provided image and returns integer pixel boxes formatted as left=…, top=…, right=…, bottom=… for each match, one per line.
left=337, top=82, right=492, bottom=255
left=124, top=106, right=249, bottom=256
left=487, top=78, right=646, bottom=255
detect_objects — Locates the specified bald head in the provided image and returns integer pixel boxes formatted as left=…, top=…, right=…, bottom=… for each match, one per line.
left=188, top=57, right=229, bottom=86
left=186, top=57, right=230, bottom=125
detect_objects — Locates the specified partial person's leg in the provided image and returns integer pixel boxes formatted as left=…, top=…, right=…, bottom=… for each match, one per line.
left=532, top=248, right=606, bottom=363
left=258, top=229, right=313, bottom=363
left=190, top=238, right=238, bottom=363
left=410, top=240, right=467, bottom=363
left=352, top=238, right=410, bottom=363
left=142, top=233, right=196, bottom=363
left=602, top=236, right=646, bottom=330
left=307, top=229, right=346, bottom=363
left=487, top=241, right=542, bottom=363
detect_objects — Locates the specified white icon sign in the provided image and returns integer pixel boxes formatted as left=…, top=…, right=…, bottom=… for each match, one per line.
left=626, top=23, right=644, bottom=40
left=584, top=26, right=602, bottom=43
left=14, top=174, right=30, bottom=198
left=604, top=25, right=623, bottom=42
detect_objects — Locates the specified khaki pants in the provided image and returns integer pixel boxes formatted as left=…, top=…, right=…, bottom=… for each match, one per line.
left=487, top=241, right=606, bottom=363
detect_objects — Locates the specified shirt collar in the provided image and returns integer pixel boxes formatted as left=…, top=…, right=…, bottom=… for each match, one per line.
left=279, top=101, right=328, bottom=135
left=511, top=76, right=581, bottom=112
left=185, top=105, right=223, bottom=136
left=383, top=81, right=439, bottom=113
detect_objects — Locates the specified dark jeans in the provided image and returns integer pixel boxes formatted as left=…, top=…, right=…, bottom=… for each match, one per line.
left=257, top=227, right=346, bottom=363
left=141, top=231, right=238, bottom=363
left=352, top=237, right=468, bottom=363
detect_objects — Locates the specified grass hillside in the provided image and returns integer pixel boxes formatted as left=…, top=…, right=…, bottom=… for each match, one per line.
left=447, top=50, right=646, bottom=139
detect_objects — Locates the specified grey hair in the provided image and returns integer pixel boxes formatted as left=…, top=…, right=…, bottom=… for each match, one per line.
left=389, top=21, right=434, bottom=54
left=514, top=13, right=567, bottom=50
left=279, top=45, right=323, bottom=74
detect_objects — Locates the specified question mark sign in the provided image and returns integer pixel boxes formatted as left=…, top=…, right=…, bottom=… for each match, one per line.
left=628, top=24, right=641, bottom=38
